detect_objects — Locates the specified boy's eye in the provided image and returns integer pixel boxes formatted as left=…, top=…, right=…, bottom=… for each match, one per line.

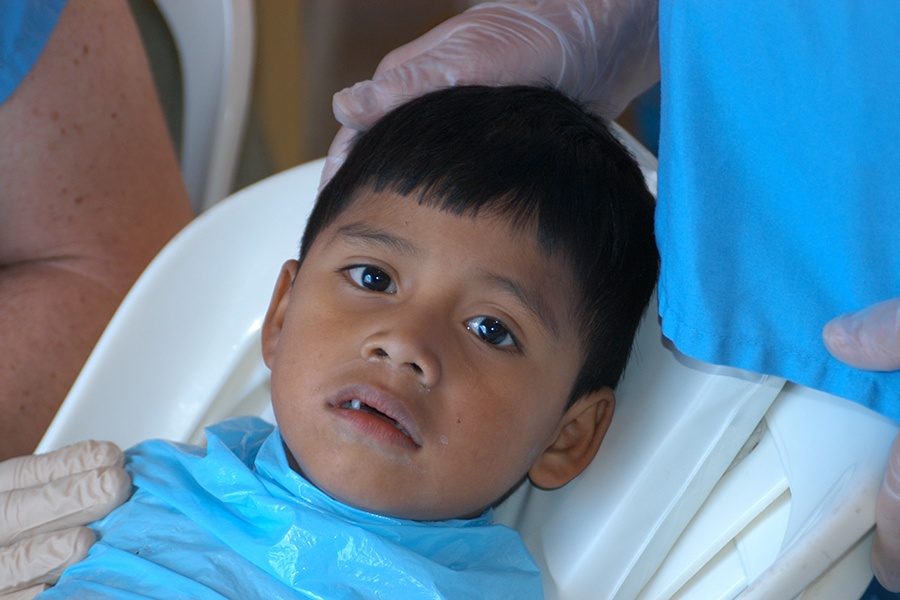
left=466, top=316, right=518, bottom=349
left=345, top=265, right=397, bottom=293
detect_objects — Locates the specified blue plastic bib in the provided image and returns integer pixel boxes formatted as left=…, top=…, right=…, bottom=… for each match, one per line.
left=42, top=418, right=542, bottom=599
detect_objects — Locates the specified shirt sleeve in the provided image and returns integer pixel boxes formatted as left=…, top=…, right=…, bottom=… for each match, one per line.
left=0, top=0, right=67, bottom=104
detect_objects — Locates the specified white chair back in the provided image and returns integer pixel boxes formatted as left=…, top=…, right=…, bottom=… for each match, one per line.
left=154, top=0, right=255, bottom=212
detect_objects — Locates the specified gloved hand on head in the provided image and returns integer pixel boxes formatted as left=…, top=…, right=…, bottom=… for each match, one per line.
left=823, top=297, right=900, bottom=590
left=322, top=0, right=660, bottom=185
left=0, top=441, right=130, bottom=600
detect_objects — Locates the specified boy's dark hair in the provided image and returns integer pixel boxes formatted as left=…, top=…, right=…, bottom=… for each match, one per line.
left=302, top=85, right=658, bottom=404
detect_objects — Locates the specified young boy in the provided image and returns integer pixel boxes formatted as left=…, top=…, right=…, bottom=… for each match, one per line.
left=41, top=85, right=658, bottom=598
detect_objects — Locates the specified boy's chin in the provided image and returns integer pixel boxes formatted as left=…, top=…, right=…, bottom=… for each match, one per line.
left=283, top=443, right=517, bottom=522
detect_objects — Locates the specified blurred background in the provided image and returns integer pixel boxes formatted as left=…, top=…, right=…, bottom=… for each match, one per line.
left=129, top=0, right=660, bottom=198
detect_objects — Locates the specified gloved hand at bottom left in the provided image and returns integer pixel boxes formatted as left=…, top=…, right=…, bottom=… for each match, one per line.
left=0, top=441, right=131, bottom=600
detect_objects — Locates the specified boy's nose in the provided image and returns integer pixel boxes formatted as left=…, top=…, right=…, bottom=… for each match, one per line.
left=361, top=326, right=442, bottom=389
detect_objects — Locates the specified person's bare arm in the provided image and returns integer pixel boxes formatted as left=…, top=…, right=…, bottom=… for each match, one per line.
left=0, top=0, right=193, bottom=459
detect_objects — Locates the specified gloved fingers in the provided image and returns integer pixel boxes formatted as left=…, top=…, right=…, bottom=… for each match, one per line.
left=332, top=1, right=602, bottom=132
left=332, top=12, right=484, bottom=130
left=0, top=527, right=94, bottom=594
left=873, top=431, right=900, bottom=591
left=0, top=440, right=123, bottom=492
left=319, top=125, right=356, bottom=190
left=0, top=444, right=126, bottom=597
left=325, top=5, right=564, bottom=187
left=823, top=297, right=900, bottom=371
left=0, top=584, right=49, bottom=600
left=0, top=465, right=130, bottom=547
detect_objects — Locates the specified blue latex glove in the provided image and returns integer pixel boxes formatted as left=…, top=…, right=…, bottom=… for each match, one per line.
left=322, top=0, right=660, bottom=186
left=824, top=298, right=900, bottom=590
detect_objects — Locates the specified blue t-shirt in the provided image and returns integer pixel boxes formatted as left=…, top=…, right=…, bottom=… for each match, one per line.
left=41, top=418, right=543, bottom=599
left=0, top=1, right=67, bottom=103
left=657, top=1, right=900, bottom=419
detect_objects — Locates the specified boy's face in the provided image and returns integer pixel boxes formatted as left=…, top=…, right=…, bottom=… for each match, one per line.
left=263, top=189, right=609, bottom=521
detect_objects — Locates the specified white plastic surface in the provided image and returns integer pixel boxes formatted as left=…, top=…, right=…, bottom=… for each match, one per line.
left=735, top=386, right=897, bottom=599
left=493, top=313, right=785, bottom=599
left=638, top=384, right=898, bottom=600
left=155, top=0, right=255, bottom=212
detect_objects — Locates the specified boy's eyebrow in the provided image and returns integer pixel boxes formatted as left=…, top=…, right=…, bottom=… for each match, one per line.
left=480, top=270, right=561, bottom=340
left=330, top=222, right=422, bottom=257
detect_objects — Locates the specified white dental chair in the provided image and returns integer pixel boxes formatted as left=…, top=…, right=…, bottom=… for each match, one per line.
left=153, top=0, right=255, bottom=212
left=37, top=134, right=898, bottom=599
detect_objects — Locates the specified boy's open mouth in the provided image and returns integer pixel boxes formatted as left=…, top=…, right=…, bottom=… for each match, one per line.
left=339, top=398, right=414, bottom=440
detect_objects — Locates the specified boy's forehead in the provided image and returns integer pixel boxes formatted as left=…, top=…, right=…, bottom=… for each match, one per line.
left=325, top=188, right=552, bottom=264
left=332, top=186, right=549, bottom=253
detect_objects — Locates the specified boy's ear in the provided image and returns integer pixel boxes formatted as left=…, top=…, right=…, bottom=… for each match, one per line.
left=528, top=388, right=615, bottom=490
left=261, top=260, right=299, bottom=369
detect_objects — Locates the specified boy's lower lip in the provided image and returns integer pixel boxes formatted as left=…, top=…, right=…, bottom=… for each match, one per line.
left=331, top=404, right=421, bottom=451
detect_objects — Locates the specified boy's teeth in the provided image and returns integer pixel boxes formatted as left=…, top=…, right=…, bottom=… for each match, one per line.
left=339, top=398, right=411, bottom=439
left=339, top=399, right=362, bottom=410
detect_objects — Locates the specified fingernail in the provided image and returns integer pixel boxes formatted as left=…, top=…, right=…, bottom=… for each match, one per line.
left=822, top=313, right=851, bottom=343
left=334, top=82, right=378, bottom=127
